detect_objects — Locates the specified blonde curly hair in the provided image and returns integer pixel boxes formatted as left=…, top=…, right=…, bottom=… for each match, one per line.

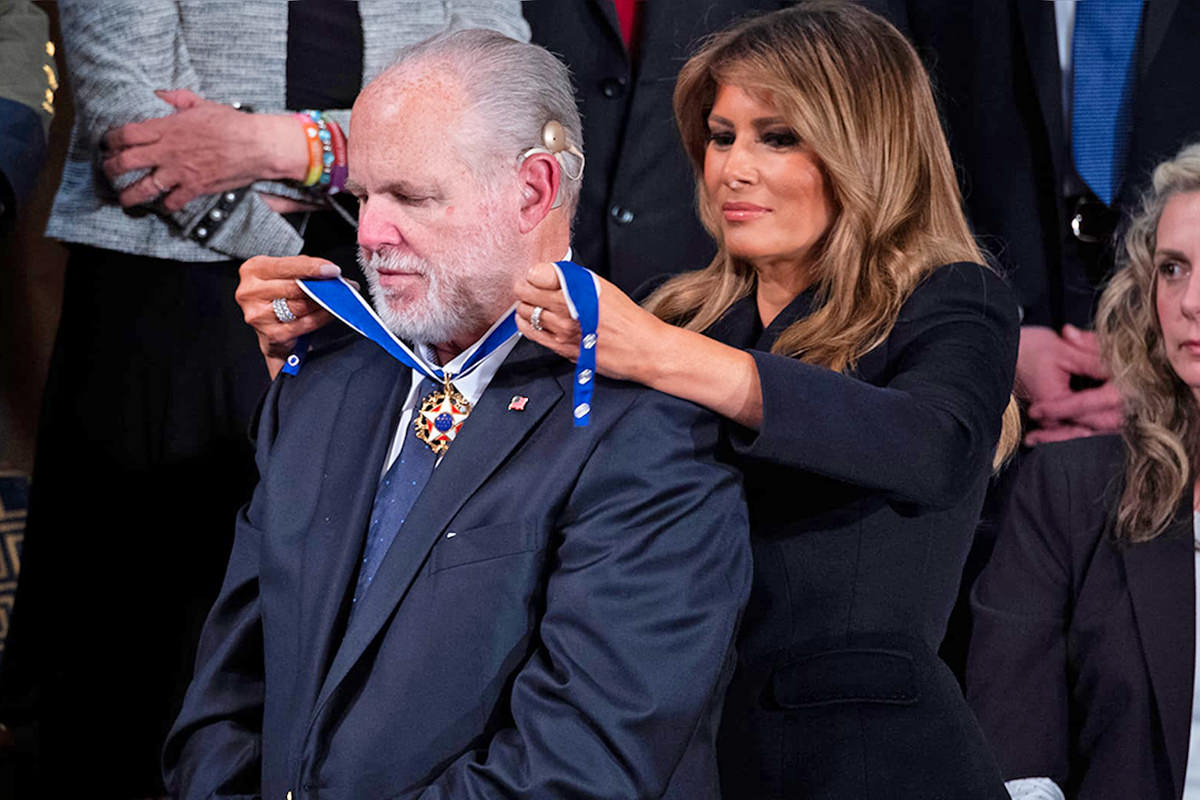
left=1095, top=141, right=1200, bottom=542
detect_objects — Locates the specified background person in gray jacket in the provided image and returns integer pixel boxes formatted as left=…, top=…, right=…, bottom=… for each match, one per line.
left=0, top=3, right=527, bottom=796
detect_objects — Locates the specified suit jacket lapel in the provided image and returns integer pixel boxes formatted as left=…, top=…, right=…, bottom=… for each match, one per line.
left=298, top=351, right=411, bottom=699
left=1123, top=507, right=1195, bottom=799
left=1015, top=0, right=1066, bottom=185
left=1138, top=0, right=1178, bottom=81
left=312, top=340, right=564, bottom=715
left=590, top=0, right=625, bottom=52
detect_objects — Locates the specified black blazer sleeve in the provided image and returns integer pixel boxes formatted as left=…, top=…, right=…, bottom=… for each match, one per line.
left=730, top=262, right=1019, bottom=508
left=965, top=444, right=1084, bottom=787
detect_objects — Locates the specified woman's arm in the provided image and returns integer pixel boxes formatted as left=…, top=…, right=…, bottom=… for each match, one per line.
left=516, top=261, right=1019, bottom=508
left=966, top=445, right=1082, bottom=789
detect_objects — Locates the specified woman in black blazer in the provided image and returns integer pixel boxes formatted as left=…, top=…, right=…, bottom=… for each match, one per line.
left=968, top=143, right=1200, bottom=800
left=515, top=4, right=1020, bottom=797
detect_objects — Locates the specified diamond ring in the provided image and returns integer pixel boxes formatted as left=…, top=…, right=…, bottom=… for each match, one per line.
left=530, top=305, right=545, bottom=332
left=272, top=297, right=297, bottom=323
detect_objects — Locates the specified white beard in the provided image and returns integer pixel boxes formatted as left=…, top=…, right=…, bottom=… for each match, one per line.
left=358, top=234, right=519, bottom=347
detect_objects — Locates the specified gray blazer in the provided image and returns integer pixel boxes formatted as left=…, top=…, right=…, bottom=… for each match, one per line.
left=45, top=0, right=528, bottom=262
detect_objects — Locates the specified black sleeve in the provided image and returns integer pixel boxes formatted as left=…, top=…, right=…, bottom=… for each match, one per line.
left=729, top=262, right=1020, bottom=509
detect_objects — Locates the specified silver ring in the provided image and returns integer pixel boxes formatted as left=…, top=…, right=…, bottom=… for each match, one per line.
left=272, top=297, right=297, bottom=323
left=530, top=305, right=545, bottom=332
left=149, top=173, right=169, bottom=195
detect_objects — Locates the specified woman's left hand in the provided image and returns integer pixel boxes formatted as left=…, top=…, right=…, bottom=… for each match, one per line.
left=102, top=89, right=309, bottom=212
left=514, top=263, right=670, bottom=385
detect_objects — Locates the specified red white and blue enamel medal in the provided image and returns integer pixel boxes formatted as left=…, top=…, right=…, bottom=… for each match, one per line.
left=413, top=373, right=471, bottom=456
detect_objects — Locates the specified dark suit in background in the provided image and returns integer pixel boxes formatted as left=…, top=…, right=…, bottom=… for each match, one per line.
left=522, top=0, right=903, bottom=292
left=967, top=435, right=1193, bottom=799
left=164, top=337, right=752, bottom=799
left=904, top=0, right=1200, bottom=329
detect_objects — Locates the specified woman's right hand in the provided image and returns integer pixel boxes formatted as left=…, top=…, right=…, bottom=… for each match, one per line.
left=236, top=255, right=342, bottom=378
left=513, top=262, right=668, bottom=384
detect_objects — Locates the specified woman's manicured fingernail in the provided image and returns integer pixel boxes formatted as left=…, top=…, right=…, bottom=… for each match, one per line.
left=317, top=262, right=341, bottom=278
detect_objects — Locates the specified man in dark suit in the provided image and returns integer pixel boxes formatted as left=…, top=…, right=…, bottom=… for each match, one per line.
left=163, top=29, right=751, bottom=800
left=902, top=0, right=1200, bottom=443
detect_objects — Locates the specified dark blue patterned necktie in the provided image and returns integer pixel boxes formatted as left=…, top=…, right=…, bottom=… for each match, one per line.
left=351, top=377, right=439, bottom=611
left=1071, top=0, right=1145, bottom=206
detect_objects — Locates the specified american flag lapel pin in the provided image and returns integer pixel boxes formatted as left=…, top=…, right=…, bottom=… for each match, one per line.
left=508, top=395, right=529, bottom=412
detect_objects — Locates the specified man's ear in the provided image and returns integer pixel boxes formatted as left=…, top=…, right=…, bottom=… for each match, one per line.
left=517, top=151, right=561, bottom=234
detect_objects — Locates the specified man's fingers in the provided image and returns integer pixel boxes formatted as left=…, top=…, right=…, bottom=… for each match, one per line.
left=1027, top=383, right=1121, bottom=423
left=1061, top=324, right=1100, bottom=353
left=1024, top=424, right=1097, bottom=446
left=1071, top=409, right=1124, bottom=434
left=1059, top=340, right=1110, bottom=379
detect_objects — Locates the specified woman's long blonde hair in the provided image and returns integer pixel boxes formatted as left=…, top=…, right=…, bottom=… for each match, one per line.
left=1095, top=143, right=1200, bottom=542
left=644, top=1, right=1019, bottom=467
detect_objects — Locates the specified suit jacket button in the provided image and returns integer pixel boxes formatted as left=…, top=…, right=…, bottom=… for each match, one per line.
left=600, top=76, right=627, bottom=98
left=610, top=205, right=635, bottom=225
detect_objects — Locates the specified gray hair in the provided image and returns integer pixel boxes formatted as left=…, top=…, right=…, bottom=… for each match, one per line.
left=375, top=28, right=584, bottom=214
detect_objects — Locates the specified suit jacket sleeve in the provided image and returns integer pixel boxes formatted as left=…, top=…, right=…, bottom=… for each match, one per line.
left=730, top=262, right=1020, bottom=509
left=402, top=392, right=753, bottom=799
left=161, top=379, right=284, bottom=800
left=965, top=446, right=1077, bottom=786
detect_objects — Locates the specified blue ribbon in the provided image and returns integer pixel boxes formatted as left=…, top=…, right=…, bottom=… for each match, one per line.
left=552, top=260, right=599, bottom=427
left=292, top=276, right=518, bottom=384
left=287, top=261, right=602, bottom=427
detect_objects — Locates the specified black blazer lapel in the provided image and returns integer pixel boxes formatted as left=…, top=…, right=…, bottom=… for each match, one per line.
left=297, top=351, right=411, bottom=699
left=1122, top=508, right=1195, bottom=799
left=311, top=340, right=565, bottom=715
left=1015, top=0, right=1066, bottom=184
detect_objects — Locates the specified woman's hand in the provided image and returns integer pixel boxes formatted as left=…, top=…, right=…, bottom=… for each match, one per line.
left=237, top=255, right=343, bottom=378
left=514, top=263, right=764, bottom=427
left=513, top=262, right=669, bottom=384
left=102, top=89, right=310, bottom=213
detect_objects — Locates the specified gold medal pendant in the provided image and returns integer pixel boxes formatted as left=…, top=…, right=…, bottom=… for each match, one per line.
left=413, top=373, right=471, bottom=456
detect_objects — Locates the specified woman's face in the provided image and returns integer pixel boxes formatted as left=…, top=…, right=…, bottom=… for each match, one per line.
left=1154, top=191, right=1200, bottom=400
left=703, top=84, right=836, bottom=277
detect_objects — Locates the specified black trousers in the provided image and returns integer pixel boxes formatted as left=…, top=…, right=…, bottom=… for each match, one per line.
left=0, top=213, right=360, bottom=796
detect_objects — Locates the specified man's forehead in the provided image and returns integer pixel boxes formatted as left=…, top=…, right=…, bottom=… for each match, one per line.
left=358, top=64, right=468, bottom=119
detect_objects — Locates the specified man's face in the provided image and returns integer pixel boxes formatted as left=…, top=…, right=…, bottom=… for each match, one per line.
left=348, top=76, right=522, bottom=346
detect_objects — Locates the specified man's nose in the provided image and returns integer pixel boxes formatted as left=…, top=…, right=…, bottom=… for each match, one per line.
left=357, top=197, right=400, bottom=253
